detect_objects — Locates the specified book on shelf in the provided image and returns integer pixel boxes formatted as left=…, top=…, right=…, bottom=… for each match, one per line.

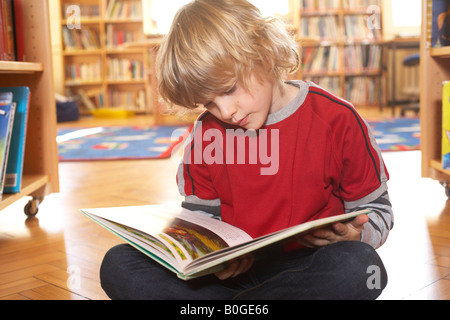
left=105, top=24, right=144, bottom=48
left=80, top=204, right=370, bottom=280
left=0, top=0, right=25, bottom=61
left=65, top=61, right=102, bottom=83
left=75, top=88, right=103, bottom=111
left=342, top=0, right=380, bottom=10
left=62, top=3, right=100, bottom=19
left=12, top=0, right=24, bottom=61
left=0, top=87, right=29, bottom=193
left=62, top=26, right=101, bottom=51
left=300, top=0, right=340, bottom=11
left=0, top=93, right=15, bottom=201
left=343, top=44, right=381, bottom=72
left=304, top=76, right=341, bottom=97
left=431, top=0, right=450, bottom=48
left=302, top=46, right=340, bottom=74
left=0, top=0, right=16, bottom=61
left=106, top=57, right=144, bottom=80
left=105, top=0, right=142, bottom=20
left=300, top=16, right=339, bottom=41
left=345, top=77, right=380, bottom=105
left=442, top=81, right=450, bottom=169
left=343, top=15, right=382, bottom=42
left=107, top=88, right=146, bottom=110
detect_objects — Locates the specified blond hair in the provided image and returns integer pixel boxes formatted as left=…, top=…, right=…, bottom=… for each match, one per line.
left=156, top=0, right=300, bottom=109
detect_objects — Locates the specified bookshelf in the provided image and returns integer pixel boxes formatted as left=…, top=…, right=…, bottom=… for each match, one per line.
left=292, top=0, right=384, bottom=108
left=420, top=0, right=450, bottom=195
left=0, top=0, right=59, bottom=215
left=60, top=0, right=151, bottom=114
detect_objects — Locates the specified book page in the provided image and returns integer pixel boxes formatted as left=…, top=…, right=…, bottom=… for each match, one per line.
left=81, top=204, right=253, bottom=263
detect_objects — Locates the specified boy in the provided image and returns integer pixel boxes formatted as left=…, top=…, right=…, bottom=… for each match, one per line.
left=100, top=0, right=393, bottom=299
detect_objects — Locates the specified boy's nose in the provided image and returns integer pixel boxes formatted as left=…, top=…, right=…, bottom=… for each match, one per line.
left=215, top=98, right=237, bottom=120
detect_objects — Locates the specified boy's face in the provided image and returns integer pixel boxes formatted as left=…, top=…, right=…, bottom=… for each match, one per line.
left=202, top=73, right=278, bottom=130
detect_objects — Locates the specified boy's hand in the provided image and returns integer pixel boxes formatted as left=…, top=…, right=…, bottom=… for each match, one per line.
left=215, top=254, right=254, bottom=280
left=297, top=214, right=369, bottom=248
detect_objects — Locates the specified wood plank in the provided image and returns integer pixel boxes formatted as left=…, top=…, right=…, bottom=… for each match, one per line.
left=406, top=279, right=450, bottom=300
left=0, top=278, right=47, bottom=298
left=0, top=61, right=43, bottom=73
left=19, top=284, right=88, bottom=300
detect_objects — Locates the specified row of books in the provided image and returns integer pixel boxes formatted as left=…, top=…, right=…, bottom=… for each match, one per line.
left=105, top=24, right=144, bottom=48
left=65, top=61, right=102, bottom=83
left=299, top=15, right=381, bottom=42
left=301, top=0, right=379, bottom=10
left=302, top=44, right=381, bottom=74
left=62, top=25, right=144, bottom=51
left=62, top=3, right=100, bottom=19
left=62, top=0, right=142, bottom=20
left=300, top=16, right=339, bottom=41
left=106, top=57, right=144, bottom=81
left=304, top=76, right=341, bottom=96
left=343, top=44, right=381, bottom=72
left=342, top=0, right=380, bottom=9
left=344, top=77, right=381, bottom=105
left=0, top=86, right=30, bottom=201
left=65, top=58, right=146, bottom=83
left=304, top=76, right=381, bottom=105
left=0, top=0, right=24, bottom=61
left=300, top=0, right=340, bottom=11
left=302, top=46, right=339, bottom=73
left=62, top=26, right=101, bottom=51
left=105, top=0, right=142, bottom=20
left=343, top=15, right=382, bottom=42
left=107, top=88, right=146, bottom=110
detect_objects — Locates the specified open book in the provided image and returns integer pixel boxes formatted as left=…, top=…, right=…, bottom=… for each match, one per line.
left=81, top=205, right=370, bottom=280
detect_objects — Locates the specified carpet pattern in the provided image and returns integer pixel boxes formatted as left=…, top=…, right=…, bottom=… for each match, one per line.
left=57, top=125, right=190, bottom=161
left=57, top=118, right=420, bottom=161
left=368, top=117, right=420, bottom=152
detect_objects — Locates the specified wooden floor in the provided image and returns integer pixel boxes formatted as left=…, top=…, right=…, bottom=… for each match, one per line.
left=0, top=110, right=450, bottom=300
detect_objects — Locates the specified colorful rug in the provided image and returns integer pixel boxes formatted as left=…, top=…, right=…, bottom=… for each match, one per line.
left=368, top=117, right=420, bottom=152
left=57, top=118, right=420, bottom=161
left=57, top=125, right=190, bottom=161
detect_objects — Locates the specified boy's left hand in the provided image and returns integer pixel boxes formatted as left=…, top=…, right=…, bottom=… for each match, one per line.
left=297, top=214, right=369, bottom=248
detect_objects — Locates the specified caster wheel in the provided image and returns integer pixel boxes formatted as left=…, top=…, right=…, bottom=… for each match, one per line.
left=441, top=182, right=450, bottom=199
left=24, top=199, right=39, bottom=217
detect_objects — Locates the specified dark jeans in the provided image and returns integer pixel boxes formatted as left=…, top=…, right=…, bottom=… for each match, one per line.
left=99, top=241, right=387, bottom=300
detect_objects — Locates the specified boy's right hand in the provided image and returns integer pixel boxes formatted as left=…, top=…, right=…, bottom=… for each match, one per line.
left=215, top=254, right=254, bottom=280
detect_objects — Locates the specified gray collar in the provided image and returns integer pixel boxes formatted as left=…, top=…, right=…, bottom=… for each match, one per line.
left=265, top=80, right=309, bottom=126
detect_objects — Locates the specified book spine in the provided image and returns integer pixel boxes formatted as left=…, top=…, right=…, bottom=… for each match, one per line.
left=431, top=0, right=450, bottom=47
left=3, top=87, right=30, bottom=193
left=0, top=103, right=15, bottom=201
left=12, top=0, right=24, bottom=61
left=442, top=81, right=450, bottom=169
left=0, top=0, right=7, bottom=60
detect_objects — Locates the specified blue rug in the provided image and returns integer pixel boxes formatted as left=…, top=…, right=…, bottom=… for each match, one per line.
left=57, top=118, right=420, bottom=161
left=57, top=125, right=190, bottom=161
left=368, top=117, right=420, bottom=152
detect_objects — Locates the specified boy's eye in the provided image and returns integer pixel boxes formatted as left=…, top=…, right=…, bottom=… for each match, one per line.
left=224, top=84, right=237, bottom=95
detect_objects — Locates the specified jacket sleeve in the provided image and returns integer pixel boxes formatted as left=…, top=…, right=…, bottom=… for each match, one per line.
left=177, top=116, right=222, bottom=220
left=345, top=188, right=394, bottom=249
